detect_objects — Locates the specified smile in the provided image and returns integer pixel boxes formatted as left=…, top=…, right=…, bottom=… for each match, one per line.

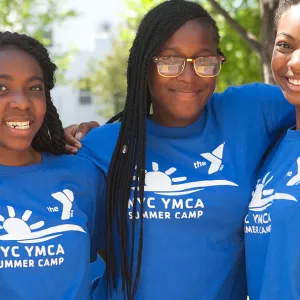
left=288, top=78, right=300, bottom=86
left=5, top=121, right=30, bottom=130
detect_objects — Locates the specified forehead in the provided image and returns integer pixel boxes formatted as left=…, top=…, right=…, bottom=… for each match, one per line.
left=161, top=19, right=217, bottom=53
left=278, top=5, right=300, bottom=35
left=0, top=47, right=43, bottom=76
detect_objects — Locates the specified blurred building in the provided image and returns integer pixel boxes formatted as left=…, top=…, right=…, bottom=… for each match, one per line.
left=47, top=0, right=123, bottom=126
left=49, top=22, right=112, bottom=126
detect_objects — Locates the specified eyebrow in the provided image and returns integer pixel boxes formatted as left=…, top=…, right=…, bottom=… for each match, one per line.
left=0, top=74, right=44, bottom=83
left=161, top=46, right=214, bottom=53
left=276, top=32, right=296, bottom=40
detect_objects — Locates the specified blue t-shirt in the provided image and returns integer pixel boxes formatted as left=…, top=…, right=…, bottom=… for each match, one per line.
left=245, top=128, right=300, bottom=300
left=80, top=83, right=294, bottom=300
left=0, top=153, right=105, bottom=300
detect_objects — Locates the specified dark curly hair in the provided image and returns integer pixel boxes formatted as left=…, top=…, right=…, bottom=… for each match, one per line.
left=0, top=31, right=66, bottom=154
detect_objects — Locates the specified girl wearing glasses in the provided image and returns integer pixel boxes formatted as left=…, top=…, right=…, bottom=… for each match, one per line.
left=66, top=1, right=294, bottom=299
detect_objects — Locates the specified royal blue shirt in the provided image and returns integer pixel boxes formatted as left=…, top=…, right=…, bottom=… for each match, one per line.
left=245, top=128, right=300, bottom=300
left=80, top=83, right=294, bottom=300
left=0, top=153, right=105, bottom=299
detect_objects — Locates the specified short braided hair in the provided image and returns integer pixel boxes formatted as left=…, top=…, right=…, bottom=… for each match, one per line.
left=0, top=31, right=66, bottom=154
left=105, top=1, right=221, bottom=299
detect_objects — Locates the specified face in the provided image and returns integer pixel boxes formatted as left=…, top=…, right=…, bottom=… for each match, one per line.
left=272, top=4, right=300, bottom=105
left=149, top=19, right=219, bottom=127
left=0, top=48, right=46, bottom=155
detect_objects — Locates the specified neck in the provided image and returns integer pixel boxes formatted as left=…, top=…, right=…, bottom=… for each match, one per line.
left=296, top=106, right=300, bottom=130
left=0, top=147, right=42, bottom=166
left=151, top=111, right=202, bottom=128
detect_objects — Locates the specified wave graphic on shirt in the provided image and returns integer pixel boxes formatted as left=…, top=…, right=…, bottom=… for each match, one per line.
left=132, top=162, right=238, bottom=196
left=0, top=206, right=85, bottom=244
left=249, top=172, right=297, bottom=212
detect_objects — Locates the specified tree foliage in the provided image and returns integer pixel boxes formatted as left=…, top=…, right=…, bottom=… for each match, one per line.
left=0, top=0, right=77, bottom=83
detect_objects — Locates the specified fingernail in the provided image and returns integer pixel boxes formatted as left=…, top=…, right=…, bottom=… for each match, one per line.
left=75, top=142, right=82, bottom=149
left=75, top=132, right=83, bottom=140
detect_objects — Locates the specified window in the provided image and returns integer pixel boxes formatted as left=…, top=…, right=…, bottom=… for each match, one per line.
left=79, top=88, right=92, bottom=105
left=78, top=78, right=92, bottom=104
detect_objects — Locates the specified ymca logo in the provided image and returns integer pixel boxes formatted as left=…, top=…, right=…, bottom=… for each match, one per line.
left=0, top=190, right=85, bottom=244
left=249, top=172, right=297, bottom=212
left=51, top=189, right=74, bottom=220
left=200, top=143, right=224, bottom=175
left=287, top=157, right=300, bottom=186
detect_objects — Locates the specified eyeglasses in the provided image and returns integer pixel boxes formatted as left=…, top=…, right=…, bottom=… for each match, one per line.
left=152, top=55, right=226, bottom=78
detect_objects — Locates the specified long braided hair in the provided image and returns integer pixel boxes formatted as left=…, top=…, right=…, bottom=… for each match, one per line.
left=105, top=1, right=221, bottom=299
left=0, top=31, right=66, bottom=155
left=274, top=0, right=300, bottom=29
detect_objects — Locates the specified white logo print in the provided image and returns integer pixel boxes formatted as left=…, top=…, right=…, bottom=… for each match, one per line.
left=287, top=157, right=300, bottom=186
left=200, top=143, right=224, bottom=174
left=249, top=172, right=297, bottom=212
left=0, top=190, right=85, bottom=244
left=51, top=189, right=74, bottom=220
left=137, top=161, right=237, bottom=196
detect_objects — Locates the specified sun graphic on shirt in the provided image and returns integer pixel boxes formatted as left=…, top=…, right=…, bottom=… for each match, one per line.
left=144, top=162, right=187, bottom=189
left=0, top=206, right=44, bottom=239
left=132, top=161, right=238, bottom=196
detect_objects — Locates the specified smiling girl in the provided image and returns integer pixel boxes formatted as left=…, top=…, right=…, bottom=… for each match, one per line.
left=245, top=1, right=300, bottom=299
left=0, top=31, right=105, bottom=299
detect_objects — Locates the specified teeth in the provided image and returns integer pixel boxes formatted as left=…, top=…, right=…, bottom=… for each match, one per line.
left=288, top=78, right=300, bottom=86
left=6, top=121, right=30, bottom=130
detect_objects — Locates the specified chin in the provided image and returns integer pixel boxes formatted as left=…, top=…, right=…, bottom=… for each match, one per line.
left=282, top=91, right=300, bottom=106
left=3, top=141, right=34, bottom=153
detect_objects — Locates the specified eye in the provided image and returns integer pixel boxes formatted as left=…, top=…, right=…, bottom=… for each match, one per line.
left=30, top=85, right=43, bottom=91
left=276, top=42, right=292, bottom=50
left=0, top=85, right=8, bottom=91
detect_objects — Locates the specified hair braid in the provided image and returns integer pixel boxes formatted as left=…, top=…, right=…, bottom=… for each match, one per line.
left=105, top=1, right=221, bottom=299
left=0, top=31, right=65, bottom=155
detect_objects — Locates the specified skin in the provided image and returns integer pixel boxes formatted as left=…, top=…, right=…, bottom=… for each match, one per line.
left=148, top=19, right=219, bottom=127
left=272, top=4, right=300, bottom=129
left=0, top=48, right=46, bottom=166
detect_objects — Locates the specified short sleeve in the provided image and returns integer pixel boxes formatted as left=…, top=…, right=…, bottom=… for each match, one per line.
left=78, top=123, right=120, bottom=175
left=257, top=84, right=295, bottom=142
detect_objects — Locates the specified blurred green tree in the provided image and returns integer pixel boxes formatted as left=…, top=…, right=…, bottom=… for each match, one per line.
left=84, top=0, right=278, bottom=116
left=0, top=0, right=78, bottom=83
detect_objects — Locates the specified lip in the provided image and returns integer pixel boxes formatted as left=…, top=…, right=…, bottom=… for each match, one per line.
left=284, top=77, right=300, bottom=92
left=2, top=119, right=35, bottom=138
left=3, top=117, right=34, bottom=123
left=171, top=90, right=201, bottom=98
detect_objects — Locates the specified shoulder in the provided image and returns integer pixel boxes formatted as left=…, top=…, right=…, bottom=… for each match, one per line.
left=78, top=123, right=121, bottom=174
left=82, top=122, right=121, bottom=143
left=44, top=153, right=104, bottom=180
left=212, top=83, right=283, bottom=104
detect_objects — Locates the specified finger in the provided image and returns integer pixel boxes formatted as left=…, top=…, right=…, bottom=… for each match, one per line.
left=65, top=132, right=82, bottom=149
left=76, top=121, right=100, bottom=139
left=65, top=144, right=79, bottom=154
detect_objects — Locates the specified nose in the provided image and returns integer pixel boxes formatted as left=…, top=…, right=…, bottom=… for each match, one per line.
left=9, top=90, right=31, bottom=110
left=288, top=49, right=300, bottom=74
left=177, top=59, right=198, bottom=83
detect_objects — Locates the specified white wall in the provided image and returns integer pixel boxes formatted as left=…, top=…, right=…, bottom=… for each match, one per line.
left=50, top=0, right=123, bottom=126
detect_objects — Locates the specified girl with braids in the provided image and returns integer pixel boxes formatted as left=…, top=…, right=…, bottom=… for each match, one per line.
left=0, top=31, right=105, bottom=299
left=65, top=0, right=295, bottom=299
left=245, top=1, right=300, bottom=299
